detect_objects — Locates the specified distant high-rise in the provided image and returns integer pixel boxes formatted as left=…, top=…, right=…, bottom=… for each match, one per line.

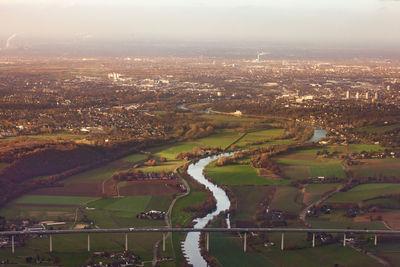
left=356, top=92, right=359, bottom=100
left=346, top=91, right=350, bottom=99
left=365, top=92, right=369, bottom=100
left=375, top=92, right=379, bottom=100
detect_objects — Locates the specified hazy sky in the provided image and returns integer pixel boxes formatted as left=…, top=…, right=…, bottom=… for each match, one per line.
left=1, top=0, right=400, bottom=47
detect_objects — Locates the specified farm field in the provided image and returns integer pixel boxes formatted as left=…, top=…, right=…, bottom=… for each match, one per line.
left=274, top=153, right=346, bottom=180
left=293, top=146, right=346, bottom=155
left=120, top=153, right=148, bottom=163
left=356, top=122, right=400, bottom=134
left=270, top=186, right=302, bottom=214
left=1, top=133, right=87, bottom=142
left=234, top=128, right=284, bottom=147
left=303, top=184, right=339, bottom=205
left=0, top=205, right=76, bottom=221
left=209, top=232, right=277, bottom=267
left=349, top=158, right=400, bottom=178
left=208, top=231, right=377, bottom=267
left=309, top=220, right=387, bottom=230
left=63, top=161, right=130, bottom=184
left=349, top=144, right=386, bottom=152
left=310, top=208, right=393, bottom=230
left=0, top=232, right=162, bottom=265
left=205, top=161, right=286, bottom=186
left=31, top=182, right=103, bottom=197
left=0, top=163, right=8, bottom=171
left=367, top=242, right=400, bottom=266
left=13, top=195, right=98, bottom=206
left=364, top=197, right=400, bottom=209
left=201, top=114, right=261, bottom=124
left=118, top=180, right=181, bottom=196
left=257, top=243, right=379, bottom=267
left=87, top=196, right=152, bottom=212
left=326, top=184, right=400, bottom=203
left=230, top=185, right=274, bottom=223
left=0, top=193, right=174, bottom=265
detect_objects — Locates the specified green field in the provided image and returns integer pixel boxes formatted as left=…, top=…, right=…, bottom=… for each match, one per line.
left=270, top=186, right=302, bottom=214
left=64, top=161, right=129, bottom=184
left=293, top=146, right=346, bottom=155
left=275, top=156, right=346, bottom=180
left=0, top=193, right=170, bottom=264
left=2, top=133, right=86, bottom=142
left=13, top=195, right=98, bottom=206
left=0, top=205, right=76, bottom=221
left=349, top=144, right=386, bottom=152
left=87, top=196, right=152, bottom=212
left=327, top=184, right=400, bottom=203
left=356, top=122, right=400, bottom=134
left=304, top=184, right=339, bottom=205
left=201, top=114, right=260, bottom=124
left=206, top=161, right=286, bottom=186
left=209, top=232, right=277, bottom=267
left=121, top=153, right=148, bottom=163
left=0, top=232, right=162, bottom=265
left=209, top=232, right=377, bottom=267
left=350, top=158, right=400, bottom=178
left=363, top=197, right=400, bottom=209
left=258, top=243, right=379, bottom=267
left=309, top=220, right=387, bottom=230
left=235, top=128, right=284, bottom=147
left=0, top=162, right=8, bottom=171
left=230, top=185, right=273, bottom=222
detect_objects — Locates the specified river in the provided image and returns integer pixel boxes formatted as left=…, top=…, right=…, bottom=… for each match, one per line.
left=181, top=128, right=327, bottom=266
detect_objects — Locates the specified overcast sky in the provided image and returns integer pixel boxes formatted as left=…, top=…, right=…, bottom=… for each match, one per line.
left=1, top=0, right=400, bottom=48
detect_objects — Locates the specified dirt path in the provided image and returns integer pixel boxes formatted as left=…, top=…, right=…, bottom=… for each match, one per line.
left=350, top=244, right=390, bottom=266
left=71, top=198, right=98, bottom=229
left=299, top=183, right=345, bottom=226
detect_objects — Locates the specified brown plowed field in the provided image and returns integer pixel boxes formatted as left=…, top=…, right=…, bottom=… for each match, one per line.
left=119, top=180, right=181, bottom=196
left=103, top=179, right=118, bottom=197
left=354, top=212, right=400, bottom=230
left=31, top=183, right=102, bottom=197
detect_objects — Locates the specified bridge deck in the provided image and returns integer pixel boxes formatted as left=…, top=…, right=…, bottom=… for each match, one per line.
left=1, top=227, right=400, bottom=236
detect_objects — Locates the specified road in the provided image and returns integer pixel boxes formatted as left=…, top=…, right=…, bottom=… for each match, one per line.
left=151, top=170, right=191, bottom=266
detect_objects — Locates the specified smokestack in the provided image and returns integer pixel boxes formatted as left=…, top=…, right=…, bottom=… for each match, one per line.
left=6, top=33, right=18, bottom=49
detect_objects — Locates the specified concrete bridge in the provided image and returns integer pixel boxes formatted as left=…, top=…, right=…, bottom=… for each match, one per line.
left=2, top=227, right=400, bottom=254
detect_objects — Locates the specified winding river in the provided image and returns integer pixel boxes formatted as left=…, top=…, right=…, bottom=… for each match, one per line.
left=181, top=128, right=327, bottom=266
left=181, top=152, right=233, bottom=267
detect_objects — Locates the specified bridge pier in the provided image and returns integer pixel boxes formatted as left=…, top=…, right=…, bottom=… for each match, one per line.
left=163, top=233, right=166, bottom=252
left=11, top=235, right=14, bottom=254
left=88, top=234, right=90, bottom=252
left=343, top=233, right=346, bottom=247
left=125, top=233, right=128, bottom=251
left=281, top=233, right=284, bottom=251
left=49, top=235, right=53, bottom=252
left=374, top=234, right=377, bottom=246
left=206, top=233, right=210, bottom=252
left=243, top=232, right=247, bottom=253
left=312, top=233, right=315, bottom=248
